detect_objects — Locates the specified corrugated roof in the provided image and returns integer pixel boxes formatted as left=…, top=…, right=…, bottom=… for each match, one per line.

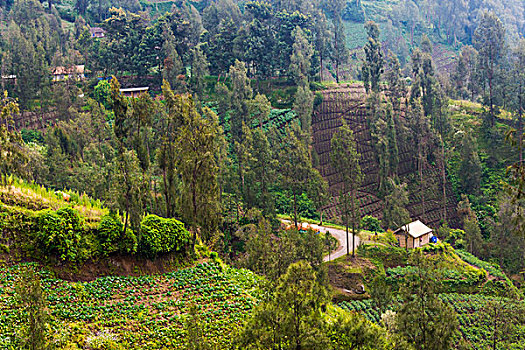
left=120, top=87, right=149, bottom=92
left=90, top=27, right=106, bottom=33
left=393, top=220, right=433, bottom=238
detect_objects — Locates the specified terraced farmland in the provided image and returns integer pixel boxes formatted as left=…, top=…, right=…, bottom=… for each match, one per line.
left=340, top=293, right=525, bottom=349
left=0, top=262, right=260, bottom=349
left=312, top=83, right=460, bottom=228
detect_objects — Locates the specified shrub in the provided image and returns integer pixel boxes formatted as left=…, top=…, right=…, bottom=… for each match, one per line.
left=139, top=215, right=190, bottom=257
left=361, top=215, right=384, bottom=232
left=37, top=207, right=85, bottom=262
left=97, top=212, right=137, bottom=256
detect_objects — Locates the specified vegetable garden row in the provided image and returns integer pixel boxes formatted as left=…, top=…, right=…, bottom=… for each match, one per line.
left=0, top=262, right=260, bottom=349
left=339, top=293, right=525, bottom=349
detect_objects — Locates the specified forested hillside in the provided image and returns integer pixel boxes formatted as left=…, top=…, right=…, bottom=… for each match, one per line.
left=0, top=0, right=525, bottom=349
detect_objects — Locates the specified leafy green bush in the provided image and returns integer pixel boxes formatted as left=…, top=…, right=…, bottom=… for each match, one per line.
left=21, top=129, right=44, bottom=144
left=360, top=215, right=384, bottom=232
left=37, top=207, right=85, bottom=262
left=93, top=80, right=112, bottom=110
left=97, top=212, right=137, bottom=256
left=420, top=242, right=454, bottom=254
left=139, top=215, right=190, bottom=257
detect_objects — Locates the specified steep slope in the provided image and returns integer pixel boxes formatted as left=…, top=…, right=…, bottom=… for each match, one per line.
left=312, top=83, right=460, bottom=229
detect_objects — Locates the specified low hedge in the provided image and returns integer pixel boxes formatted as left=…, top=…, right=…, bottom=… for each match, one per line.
left=139, top=215, right=190, bottom=257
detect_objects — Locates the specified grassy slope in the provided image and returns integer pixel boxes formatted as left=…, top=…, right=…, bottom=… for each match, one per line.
left=0, top=177, right=107, bottom=226
left=447, top=100, right=516, bottom=230
left=335, top=240, right=522, bottom=348
left=0, top=262, right=260, bottom=349
left=0, top=179, right=260, bottom=348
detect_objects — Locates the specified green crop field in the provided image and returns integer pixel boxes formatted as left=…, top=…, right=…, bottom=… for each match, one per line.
left=0, top=262, right=260, bottom=349
left=340, top=293, right=525, bottom=349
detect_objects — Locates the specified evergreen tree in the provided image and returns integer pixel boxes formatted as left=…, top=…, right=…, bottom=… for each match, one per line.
left=15, top=265, right=50, bottom=350
left=238, top=261, right=330, bottom=349
left=452, top=46, right=479, bottom=100
left=289, top=26, right=313, bottom=87
left=386, top=106, right=399, bottom=177
left=110, top=77, right=145, bottom=237
left=312, top=12, right=332, bottom=82
left=332, top=16, right=348, bottom=83
left=406, top=99, right=435, bottom=220
left=229, top=59, right=253, bottom=143
left=185, top=304, right=211, bottom=350
left=293, top=85, right=314, bottom=131
left=361, top=21, right=384, bottom=94
left=279, top=124, right=324, bottom=228
left=247, top=93, right=272, bottom=128
left=330, top=120, right=362, bottom=256
left=457, top=195, right=483, bottom=255
left=372, top=111, right=389, bottom=197
left=162, top=31, right=185, bottom=93
left=0, top=92, right=27, bottom=184
left=207, top=19, right=237, bottom=75
left=474, top=11, right=506, bottom=126
left=383, top=178, right=410, bottom=230
left=457, top=131, right=482, bottom=195
left=395, top=251, right=459, bottom=350
left=163, top=81, right=224, bottom=243
left=189, top=46, right=209, bottom=98
left=247, top=128, right=277, bottom=217
left=509, top=39, right=525, bottom=163
left=385, top=51, right=407, bottom=112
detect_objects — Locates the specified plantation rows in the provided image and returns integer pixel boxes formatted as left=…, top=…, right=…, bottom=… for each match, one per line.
left=385, top=265, right=486, bottom=292
left=311, top=85, right=460, bottom=227
left=339, top=293, right=525, bottom=349
left=455, top=250, right=513, bottom=286
left=256, top=109, right=297, bottom=132
left=13, top=110, right=60, bottom=131
left=0, top=263, right=260, bottom=349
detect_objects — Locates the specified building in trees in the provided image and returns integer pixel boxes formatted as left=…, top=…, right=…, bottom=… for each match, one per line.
left=89, top=27, right=106, bottom=38
left=119, top=87, right=149, bottom=98
left=52, top=65, right=86, bottom=81
left=393, top=220, right=434, bottom=249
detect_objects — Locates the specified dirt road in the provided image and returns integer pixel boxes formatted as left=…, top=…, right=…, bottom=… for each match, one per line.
left=281, top=220, right=361, bottom=261
left=307, top=223, right=361, bottom=262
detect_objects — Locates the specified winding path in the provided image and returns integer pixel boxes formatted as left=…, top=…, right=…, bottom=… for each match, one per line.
left=282, top=220, right=360, bottom=262
left=310, top=223, right=361, bottom=262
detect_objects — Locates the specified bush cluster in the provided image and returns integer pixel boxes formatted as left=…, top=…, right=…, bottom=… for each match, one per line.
left=7, top=204, right=190, bottom=263
left=37, top=207, right=85, bottom=262
left=97, top=212, right=137, bottom=255
left=360, top=215, right=384, bottom=232
left=139, top=215, right=191, bottom=257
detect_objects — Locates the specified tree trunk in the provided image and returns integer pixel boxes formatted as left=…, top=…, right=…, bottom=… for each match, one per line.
left=442, top=141, right=447, bottom=223
left=192, top=167, right=198, bottom=247
left=293, top=190, right=298, bottom=229
left=519, top=83, right=523, bottom=164
left=346, top=223, right=349, bottom=256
